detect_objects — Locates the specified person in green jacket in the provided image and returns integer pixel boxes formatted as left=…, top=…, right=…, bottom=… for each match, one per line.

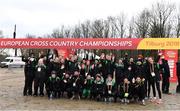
left=82, top=74, right=94, bottom=98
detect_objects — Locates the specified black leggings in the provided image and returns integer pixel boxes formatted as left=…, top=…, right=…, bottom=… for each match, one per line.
left=24, top=75, right=34, bottom=95
left=162, top=76, right=170, bottom=93
left=155, top=81, right=162, bottom=99
left=148, top=78, right=162, bottom=99
left=34, top=77, right=45, bottom=95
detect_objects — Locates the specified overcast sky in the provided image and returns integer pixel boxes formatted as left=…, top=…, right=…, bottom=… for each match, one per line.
left=0, top=0, right=179, bottom=38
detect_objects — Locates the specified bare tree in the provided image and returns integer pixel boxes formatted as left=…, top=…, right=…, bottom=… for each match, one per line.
left=176, top=15, right=180, bottom=38
left=103, top=19, right=110, bottom=38
left=91, top=19, right=104, bottom=38
left=64, top=28, right=71, bottom=38
left=116, top=14, right=126, bottom=38
left=43, top=34, right=52, bottom=38
left=51, top=25, right=65, bottom=38
left=134, top=9, right=151, bottom=56
left=128, top=17, right=135, bottom=38
left=81, top=20, right=91, bottom=38
left=107, top=14, right=126, bottom=38
left=165, top=21, right=173, bottom=37
left=149, top=2, right=175, bottom=38
left=107, top=16, right=117, bottom=38
left=135, top=9, right=151, bottom=38
left=72, top=24, right=81, bottom=38
left=26, top=34, right=36, bottom=38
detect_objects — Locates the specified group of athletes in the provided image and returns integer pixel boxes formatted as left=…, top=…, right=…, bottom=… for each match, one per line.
left=22, top=52, right=170, bottom=105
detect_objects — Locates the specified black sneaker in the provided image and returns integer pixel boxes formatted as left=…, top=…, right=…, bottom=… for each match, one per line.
left=33, top=93, right=38, bottom=96
left=28, top=93, right=32, bottom=96
left=28, top=91, right=32, bottom=96
left=23, top=93, right=27, bottom=96
left=40, top=93, right=44, bottom=97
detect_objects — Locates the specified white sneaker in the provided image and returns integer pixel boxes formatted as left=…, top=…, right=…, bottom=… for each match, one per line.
left=104, top=98, right=107, bottom=102
left=157, top=99, right=162, bottom=104
left=70, top=95, right=75, bottom=100
left=78, top=95, right=81, bottom=100
left=151, top=97, right=156, bottom=102
left=121, top=99, right=124, bottom=103
left=142, top=100, right=146, bottom=105
left=126, top=99, right=130, bottom=103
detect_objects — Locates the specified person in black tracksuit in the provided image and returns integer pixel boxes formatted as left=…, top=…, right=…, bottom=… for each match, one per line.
left=120, top=66, right=132, bottom=103
left=92, top=74, right=104, bottom=101
left=135, top=61, right=145, bottom=80
left=160, top=58, right=170, bottom=94
left=22, top=53, right=37, bottom=96
left=97, top=62, right=103, bottom=77
left=89, top=63, right=98, bottom=78
left=123, top=53, right=129, bottom=72
left=128, top=58, right=137, bottom=79
left=70, top=70, right=84, bottom=100
left=45, top=59, right=54, bottom=93
left=104, top=75, right=115, bottom=102
left=61, top=73, right=72, bottom=98
left=142, top=58, right=149, bottom=98
left=105, top=55, right=115, bottom=78
left=80, top=63, right=87, bottom=79
left=177, top=60, right=180, bottom=82
left=46, top=59, right=54, bottom=78
left=46, top=71, right=61, bottom=99
left=176, top=60, right=180, bottom=93
left=52, top=57, right=61, bottom=77
left=114, top=59, right=124, bottom=102
left=147, top=57, right=162, bottom=103
left=115, top=59, right=124, bottom=84
left=86, top=60, right=91, bottom=75
left=99, top=57, right=107, bottom=79
left=99, top=54, right=114, bottom=79
left=66, top=57, right=77, bottom=76
left=133, top=61, right=146, bottom=105
left=59, top=59, right=66, bottom=78
left=33, top=59, right=46, bottom=96
left=121, top=78, right=131, bottom=103
left=133, top=77, right=146, bottom=105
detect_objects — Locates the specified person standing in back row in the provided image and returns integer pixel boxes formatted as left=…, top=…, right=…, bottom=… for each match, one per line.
left=160, top=56, right=170, bottom=94
left=147, top=57, right=162, bottom=104
left=33, top=58, right=46, bottom=96
left=22, top=53, right=37, bottom=96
